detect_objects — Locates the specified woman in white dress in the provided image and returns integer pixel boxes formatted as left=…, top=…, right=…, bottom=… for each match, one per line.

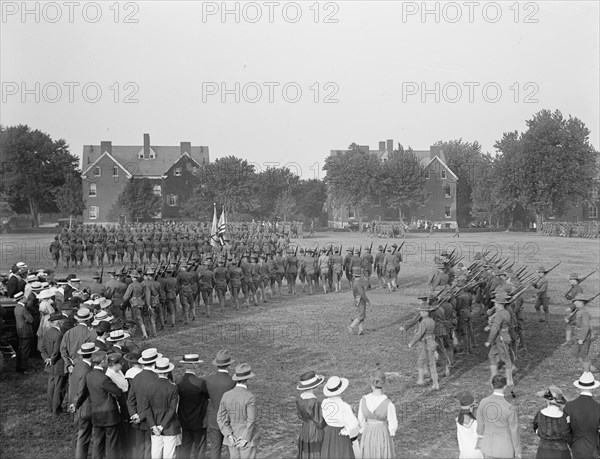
left=36, top=289, right=56, bottom=351
left=455, top=392, right=483, bottom=459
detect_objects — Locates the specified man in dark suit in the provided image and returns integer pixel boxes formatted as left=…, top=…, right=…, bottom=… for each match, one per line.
left=177, top=354, right=210, bottom=459
left=127, top=347, right=161, bottom=459
left=40, top=312, right=66, bottom=415
left=14, top=292, right=34, bottom=374
left=476, top=375, right=521, bottom=459
left=564, top=372, right=600, bottom=459
left=94, top=321, right=112, bottom=352
left=73, top=351, right=123, bottom=459
left=205, top=350, right=236, bottom=459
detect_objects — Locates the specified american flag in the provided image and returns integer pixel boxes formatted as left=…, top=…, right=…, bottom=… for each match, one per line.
left=210, top=203, right=219, bottom=247
left=217, top=206, right=226, bottom=245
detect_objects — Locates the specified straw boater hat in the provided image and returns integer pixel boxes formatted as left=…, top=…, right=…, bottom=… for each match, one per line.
left=138, top=348, right=163, bottom=364
left=37, top=289, right=55, bottom=300
left=153, top=357, right=175, bottom=374
left=106, top=329, right=130, bottom=342
left=26, top=274, right=37, bottom=282
left=573, top=372, right=600, bottom=390
left=180, top=354, right=204, bottom=364
left=75, top=308, right=93, bottom=322
left=232, top=363, right=255, bottom=381
left=297, top=371, right=325, bottom=391
left=92, top=311, right=113, bottom=326
left=13, top=292, right=24, bottom=301
left=77, top=342, right=100, bottom=355
left=536, top=386, right=568, bottom=405
left=16, top=262, right=27, bottom=269
left=212, top=350, right=234, bottom=367
left=323, top=376, right=349, bottom=397
left=31, top=281, right=43, bottom=291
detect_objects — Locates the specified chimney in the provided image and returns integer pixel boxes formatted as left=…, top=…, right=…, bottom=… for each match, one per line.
left=386, top=139, right=394, bottom=153
left=180, top=141, right=191, bottom=156
left=101, top=141, right=112, bottom=155
left=378, top=141, right=385, bottom=151
left=143, top=133, right=150, bottom=159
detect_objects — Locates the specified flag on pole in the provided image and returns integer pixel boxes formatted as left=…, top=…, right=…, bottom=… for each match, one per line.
left=218, top=206, right=226, bottom=245
left=210, top=203, right=218, bottom=247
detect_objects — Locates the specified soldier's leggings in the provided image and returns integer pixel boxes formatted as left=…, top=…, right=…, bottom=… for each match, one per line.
left=534, top=296, right=550, bottom=313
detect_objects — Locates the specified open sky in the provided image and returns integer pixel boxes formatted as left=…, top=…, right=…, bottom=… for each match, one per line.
left=2, top=1, right=598, bottom=179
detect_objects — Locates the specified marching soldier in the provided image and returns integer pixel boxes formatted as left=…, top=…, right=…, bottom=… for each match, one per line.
left=258, top=254, right=271, bottom=301
left=374, top=245, right=385, bottom=289
left=348, top=269, right=369, bottom=336
left=570, top=294, right=595, bottom=372
left=228, top=257, right=243, bottom=310
left=106, top=239, right=117, bottom=267
left=213, top=258, right=229, bottom=311
left=104, top=270, right=128, bottom=324
left=360, top=246, right=374, bottom=289
left=382, top=247, right=399, bottom=292
left=163, top=267, right=178, bottom=327
left=49, top=236, right=61, bottom=269
left=318, top=249, right=331, bottom=294
left=330, top=247, right=344, bottom=293
left=484, top=291, right=515, bottom=386
left=563, top=273, right=584, bottom=345
left=199, top=258, right=215, bottom=316
left=452, top=276, right=474, bottom=354
left=92, top=239, right=104, bottom=268
left=126, top=238, right=136, bottom=265
left=284, top=248, right=299, bottom=295
left=143, top=269, right=164, bottom=334
left=533, top=266, right=550, bottom=322
left=116, top=237, right=125, bottom=265
left=122, top=270, right=149, bottom=339
left=85, top=239, right=94, bottom=268
left=407, top=295, right=439, bottom=390
left=177, top=264, right=196, bottom=324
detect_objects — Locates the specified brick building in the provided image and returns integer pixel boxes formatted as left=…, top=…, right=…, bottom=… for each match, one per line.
left=328, top=140, right=458, bottom=229
left=81, top=134, right=209, bottom=223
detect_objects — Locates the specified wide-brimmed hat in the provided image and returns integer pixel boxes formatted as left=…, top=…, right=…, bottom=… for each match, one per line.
left=139, top=348, right=163, bottom=364
left=180, top=354, right=204, bottom=364
left=106, top=329, right=130, bottom=342
left=153, top=357, right=174, bottom=374
left=31, top=281, right=43, bottom=291
left=26, top=274, right=38, bottom=282
left=124, top=350, right=142, bottom=364
left=458, top=392, right=475, bottom=408
left=92, top=311, right=113, bottom=326
left=536, top=386, right=567, bottom=405
left=571, top=294, right=592, bottom=304
left=297, top=370, right=325, bottom=391
left=232, top=363, right=255, bottom=381
left=77, top=342, right=100, bottom=355
left=370, top=370, right=386, bottom=388
left=537, top=266, right=547, bottom=273
left=49, top=311, right=65, bottom=322
left=37, top=289, right=55, bottom=300
left=493, top=291, right=511, bottom=304
left=13, top=292, right=24, bottom=300
left=75, top=308, right=93, bottom=321
left=323, top=376, right=349, bottom=397
left=212, top=350, right=234, bottom=367
left=569, top=273, right=580, bottom=281
left=98, top=298, right=112, bottom=309
left=574, top=372, right=600, bottom=390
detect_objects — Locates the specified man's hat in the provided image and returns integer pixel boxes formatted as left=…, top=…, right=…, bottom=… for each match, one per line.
left=179, top=354, right=204, bottom=364
left=232, top=363, right=255, bottom=381
left=323, top=376, right=349, bottom=397
left=296, top=370, right=325, bottom=391
left=75, top=308, right=93, bottom=321
left=37, top=289, right=55, bottom=300
left=92, top=272, right=101, bottom=279
left=538, top=266, right=547, bottom=273
left=106, top=329, right=130, bottom=342
left=569, top=273, right=580, bottom=281
left=16, top=262, right=27, bottom=269
left=573, top=371, right=600, bottom=390
left=13, top=291, right=24, bottom=300
left=493, top=291, right=511, bottom=304
left=26, top=274, right=38, bottom=282
left=95, top=321, right=112, bottom=333
left=124, top=350, right=142, bottom=364
left=49, top=311, right=65, bottom=322
left=139, top=348, right=163, bottom=364
left=153, top=357, right=175, bottom=374
left=77, top=342, right=100, bottom=355
left=31, top=281, right=43, bottom=291
left=212, top=349, right=234, bottom=367
left=536, top=386, right=567, bottom=405
left=92, top=310, right=113, bottom=326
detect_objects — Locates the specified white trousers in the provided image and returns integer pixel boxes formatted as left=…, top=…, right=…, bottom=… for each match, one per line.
left=151, top=435, right=177, bottom=459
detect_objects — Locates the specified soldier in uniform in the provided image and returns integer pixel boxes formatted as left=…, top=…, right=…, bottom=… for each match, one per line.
left=163, top=267, right=178, bottom=327
left=122, top=271, right=149, bottom=339
left=228, top=257, right=243, bottom=310
left=318, top=249, right=331, bottom=294
left=297, top=248, right=307, bottom=292
left=570, top=294, right=595, bottom=372
left=273, top=249, right=285, bottom=296
left=74, top=239, right=85, bottom=269
left=104, top=271, right=128, bottom=324
left=177, top=264, right=196, bottom=324
left=360, top=246, right=374, bottom=289
left=85, top=239, right=94, bottom=268
left=258, top=254, right=271, bottom=301
left=106, top=239, right=117, bottom=267
left=342, top=247, right=353, bottom=287
left=330, top=247, right=344, bottom=293
left=533, top=266, right=550, bottom=322
left=213, top=258, right=229, bottom=312
left=301, top=250, right=317, bottom=295
left=452, top=275, right=474, bottom=354
left=484, top=291, right=515, bottom=386
left=142, top=270, right=162, bottom=337
left=116, top=237, right=126, bottom=265
left=382, top=247, right=399, bottom=292
left=126, top=238, right=136, bottom=265
left=563, top=273, right=584, bottom=346
left=407, top=296, right=439, bottom=390
left=161, top=237, right=170, bottom=263
left=93, top=239, right=104, bottom=268
left=240, top=254, right=257, bottom=306
left=284, top=248, right=299, bottom=295
left=199, top=259, right=215, bottom=316
left=374, top=245, right=385, bottom=289
left=348, top=268, right=369, bottom=336
left=50, top=236, right=62, bottom=269
left=136, top=237, right=145, bottom=264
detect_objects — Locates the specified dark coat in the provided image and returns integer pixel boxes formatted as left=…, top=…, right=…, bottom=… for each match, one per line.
left=40, top=326, right=65, bottom=375
left=564, top=394, right=600, bottom=459
left=76, top=367, right=123, bottom=427
left=145, top=377, right=181, bottom=436
left=127, top=368, right=158, bottom=431
left=177, top=373, right=209, bottom=431
left=205, top=370, right=235, bottom=429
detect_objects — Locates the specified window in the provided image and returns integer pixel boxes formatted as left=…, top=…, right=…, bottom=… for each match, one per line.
left=168, top=195, right=178, bottom=206
left=348, top=207, right=355, bottom=219
left=89, top=183, right=97, bottom=197
left=174, top=168, right=182, bottom=177
left=89, top=206, right=98, bottom=219
left=112, top=166, right=118, bottom=177
left=445, top=186, right=451, bottom=198
left=149, top=151, right=155, bottom=159
left=192, top=166, right=198, bottom=174
left=589, top=205, right=598, bottom=219
left=153, top=185, right=162, bottom=196
left=93, top=166, right=101, bottom=177
left=138, top=151, right=144, bottom=159
left=374, top=196, right=382, bottom=207
left=441, top=169, right=447, bottom=179
left=445, top=206, right=451, bottom=218
left=424, top=170, right=430, bottom=180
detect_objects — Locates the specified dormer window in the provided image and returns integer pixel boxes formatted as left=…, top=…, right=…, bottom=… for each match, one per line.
left=138, top=152, right=144, bottom=159
left=441, top=169, right=447, bottom=179
left=93, top=166, right=101, bottom=177
left=174, top=168, right=182, bottom=177
left=149, top=151, right=155, bottom=159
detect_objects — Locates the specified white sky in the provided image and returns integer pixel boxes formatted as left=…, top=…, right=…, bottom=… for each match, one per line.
left=2, top=1, right=598, bottom=179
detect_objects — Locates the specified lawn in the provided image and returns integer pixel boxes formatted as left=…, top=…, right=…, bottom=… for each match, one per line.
left=1, top=230, right=599, bottom=458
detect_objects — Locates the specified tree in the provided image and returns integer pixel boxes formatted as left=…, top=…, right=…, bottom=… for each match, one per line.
left=255, top=167, right=300, bottom=217
left=293, top=179, right=327, bottom=220
left=117, top=178, right=161, bottom=222
left=0, top=192, right=15, bottom=219
left=273, top=189, right=297, bottom=222
left=0, top=124, right=81, bottom=226
left=381, top=146, right=429, bottom=218
left=54, top=171, right=86, bottom=222
left=470, top=154, right=497, bottom=225
left=494, top=110, right=600, bottom=230
left=433, top=139, right=485, bottom=226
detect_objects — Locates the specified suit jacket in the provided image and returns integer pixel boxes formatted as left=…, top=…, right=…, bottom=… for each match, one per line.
left=14, top=303, right=34, bottom=338
left=145, top=377, right=182, bottom=436
left=563, top=395, right=600, bottom=459
left=127, top=368, right=158, bottom=431
left=60, top=324, right=97, bottom=371
left=76, top=367, right=123, bottom=427
left=476, top=393, right=521, bottom=458
left=69, top=359, right=92, bottom=419
left=205, top=370, right=235, bottom=429
left=95, top=337, right=110, bottom=353
left=177, top=373, right=209, bottom=431
left=217, top=384, right=259, bottom=447
left=40, top=326, right=65, bottom=375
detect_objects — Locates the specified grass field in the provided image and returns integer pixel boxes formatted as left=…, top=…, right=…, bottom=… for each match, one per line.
left=1, top=231, right=599, bottom=458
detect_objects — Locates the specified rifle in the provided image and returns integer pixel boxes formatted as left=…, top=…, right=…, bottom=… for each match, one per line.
left=544, top=261, right=561, bottom=275
left=382, top=243, right=388, bottom=254
left=368, top=241, right=373, bottom=254
left=565, top=270, right=597, bottom=299
left=153, top=262, right=163, bottom=281
left=358, top=245, right=362, bottom=257
left=565, top=291, right=600, bottom=323
left=99, top=266, right=104, bottom=284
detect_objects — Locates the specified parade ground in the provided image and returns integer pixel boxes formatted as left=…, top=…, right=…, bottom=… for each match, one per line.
left=1, top=230, right=599, bottom=458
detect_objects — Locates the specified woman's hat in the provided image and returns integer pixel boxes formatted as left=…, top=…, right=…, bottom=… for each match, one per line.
left=458, top=392, right=475, bottom=408
left=77, top=342, right=100, bottom=355
left=212, top=349, right=235, bottom=367
left=75, top=308, right=93, bottom=321
left=153, top=357, right=175, bottom=374
left=37, top=289, right=55, bottom=300
left=98, top=298, right=112, bottom=309
left=139, top=348, right=163, bottom=364
left=323, top=376, right=349, bottom=397
left=370, top=370, right=386, bottom=388
left=180, top=354, right=204, bottom=364
left=297, top=370, right=325, bottom=391
left=106, top=329, right=130, bottom=342
left=536, top=386, right=567, bottom=404
left=573, top=371, right=600, bottom=390
left=232, top=363, right=255, bottom=381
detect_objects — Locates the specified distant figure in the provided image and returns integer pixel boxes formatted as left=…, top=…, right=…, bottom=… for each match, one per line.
left=454, top=225, right=460, bottom=238
left=428, top=222, right=435, bottom=238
